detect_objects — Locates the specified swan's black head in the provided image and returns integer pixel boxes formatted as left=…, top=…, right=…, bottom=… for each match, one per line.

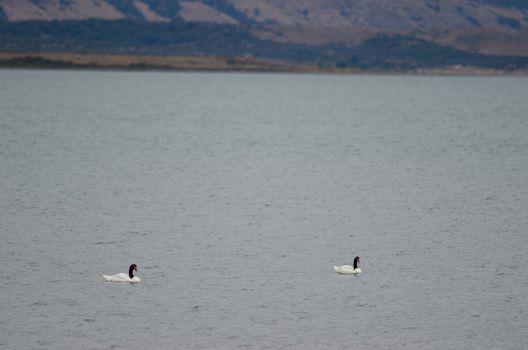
left=353, top=256, right=360, bottom=269
left=129, top=264, right=138, bottom=279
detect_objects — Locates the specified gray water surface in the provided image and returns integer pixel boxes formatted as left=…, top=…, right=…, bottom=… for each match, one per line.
left=1, top=70, right=528, bottom=349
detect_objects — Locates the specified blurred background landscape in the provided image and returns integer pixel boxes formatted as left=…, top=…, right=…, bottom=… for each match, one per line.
left=1, top=0, right=528, bottom=72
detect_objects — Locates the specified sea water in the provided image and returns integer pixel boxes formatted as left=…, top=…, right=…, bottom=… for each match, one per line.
left=1, top=70, right=527, bottom=349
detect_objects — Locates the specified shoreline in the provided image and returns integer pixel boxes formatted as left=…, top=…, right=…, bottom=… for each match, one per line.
left=1, top=52, right=527, bottom=76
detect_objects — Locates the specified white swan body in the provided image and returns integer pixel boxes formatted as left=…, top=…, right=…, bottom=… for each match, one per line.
left=334, top=265, right=362, bottom=274
left=102, top=273, right=140, bottom=283
left=334, top=256, right=362, bottom=275
left=103, top=264, right=140, bottom=283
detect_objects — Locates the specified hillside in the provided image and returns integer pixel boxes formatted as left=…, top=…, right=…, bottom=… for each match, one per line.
left=2, top=1, right=528, bottom=30
left=1, top=0, right=528, bottom=70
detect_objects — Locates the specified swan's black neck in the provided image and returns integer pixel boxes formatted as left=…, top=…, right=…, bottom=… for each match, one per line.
left=129, top=265, right=135, bottom=279
left=353, top=257, right=359, bottom=270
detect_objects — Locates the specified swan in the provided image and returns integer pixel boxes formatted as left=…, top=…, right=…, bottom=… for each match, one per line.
left=334, top=256, right=362, bottom=275
left=102, top=264, right=140, bottom=283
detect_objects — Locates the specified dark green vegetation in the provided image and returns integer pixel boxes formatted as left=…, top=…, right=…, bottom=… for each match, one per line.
left=476, top=0, right=528, bottom=10
left=1, top=19, right=527, bottom=70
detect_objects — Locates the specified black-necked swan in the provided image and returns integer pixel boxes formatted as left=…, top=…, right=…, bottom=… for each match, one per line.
left=334, top=256, right=362, bottom=274
left=102, top=264, right=140, bottom=282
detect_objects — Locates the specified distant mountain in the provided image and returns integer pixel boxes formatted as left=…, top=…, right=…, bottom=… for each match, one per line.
left=1, top=0, right=528, bottom=69
left=2, top=0, right=528, bottom=30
